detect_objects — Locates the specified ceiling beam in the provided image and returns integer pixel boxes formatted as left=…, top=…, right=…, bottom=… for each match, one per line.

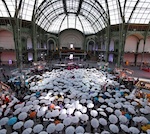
left=14, top=0, right=23, bottom=18
left=78, top=15, right=85, bottom=34
left=31, top=0, right=38, bottom=21
left=1, top=0, right=12, bottom=18
left=58, top=15, right=67, bottom=33
left=95, top=0, right=108, bottom=25
left=125, top=0, right=140, bottom=36
left=117, top=0, right=125, bottom=23
left=123, top=0, right=127, bottom=15
left=127, top=0, right=140, bottom=23
left=37, top=7, right=63, bottom=25
left=41, top=11, right=60, bottom=29
left=43, top=12, right=64, bottom=30
left=77, top=0, right=84, bottom=15
left=62, top=0, right=68, bottom=15
left=105, top=0, right=110, bottom=25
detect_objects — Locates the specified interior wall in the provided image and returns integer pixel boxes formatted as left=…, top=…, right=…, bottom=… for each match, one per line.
left=123, top=53, right=135, bottom=62
left=27, top=38, right=32, bottom=49
left=137, top=54, right=150, bottom=63
left=145, top=37, right=150, bottom=52
left=124, top=35, right=150, bottom=64
left=1, top=52, right=16, bottom=63
left=0, top=30, right=15, bottom=49
left=59, top=29, right=84, bottom=49
left=0, top=30, right=16, bottom=63
left=124, top=35, right=139, bottom=63
left=138, top=39, right=144, bottom=53
left=124, top=35, right=138, bottom=52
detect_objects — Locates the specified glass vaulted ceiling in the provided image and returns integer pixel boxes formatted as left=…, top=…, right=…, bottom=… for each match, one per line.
left=35, top=0, right=107, bottom=34
left=0, top=0, right=150, bottom=34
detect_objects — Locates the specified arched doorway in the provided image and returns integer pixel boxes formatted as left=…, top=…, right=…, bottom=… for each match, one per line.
left=47, top=38, right=57, bottom=60
left=59, top=29, right=84, bottom=50
left=47, top=39, right=55, bottom=51
left=86, top=40, right=96, bottom=60
left=87, top=40, right=95, bottom=52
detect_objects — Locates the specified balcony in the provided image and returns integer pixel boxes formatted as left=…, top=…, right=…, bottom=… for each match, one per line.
left=0, top=48, right=15, bottom=52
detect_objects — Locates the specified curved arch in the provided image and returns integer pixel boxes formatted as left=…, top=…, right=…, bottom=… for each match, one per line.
left=83, top=0, right=107, bottom=26
left=47, top=38, right=57, bottom=51
left=45, top=10, right=102, bottom=34
left=34, top=0, right=107, bottom=34
left=45, top=13, right=98, bottom=34
left=38, top=8, right=103, bottom=34
left=36, top=0, right=107, bottom=25
left=125, top=35, right=139, bottom=52
left=35, top=0, right=61, bottom=20
left=59, top=28, right=84, bottom=36
left=0, top=27, right=13, bottom=33
left=59, top=29, right=84, bottom=50
left=126, top=33, right=144, bottom=40
left=77, top=15, right=85, bottom=34
left=37, top=7, right=64, bottom=26
left=58, top=14, right=67, bottom=33
left=86, top=39, right=96, bottom=52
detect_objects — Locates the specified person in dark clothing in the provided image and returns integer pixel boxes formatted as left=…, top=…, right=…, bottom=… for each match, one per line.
left=2, top=73, right=6, bottom=80
left=18, top=93, right=24, bottom=102
left=6, top=75, right=9, bottom=80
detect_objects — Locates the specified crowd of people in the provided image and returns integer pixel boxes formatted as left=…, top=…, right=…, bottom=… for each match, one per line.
left=0, top=63, right=150, bottom=134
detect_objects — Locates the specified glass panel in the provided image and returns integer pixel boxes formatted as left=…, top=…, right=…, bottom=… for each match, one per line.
left=129, top=0, right=150, bottom=24
left=37, top=0, right=43, bottom=6
left=68, top=14, right=75, bottom=28
left=1, top=0, right=150, bottom=34
left=125, top=0, right=139, bottom=22
left=76, top=17, right=84, bottom=33
left=21, top=0, right=34, bottom=21
left=97, top=0, right=106, bottom=11
left=81, top=4, right=103, bottom=31
left=36, top=13, right=45, bottom=25
left=0, top=1, right=9, bottom=17
left=66, top=0, right=79, bottom=12
left=48, top=15, right=66, bottom=33
left=59, top=15, right=68, bottom=32
left=78, top=15, right=95, bottom=34
left=4, top=0, right=16, bottom=17
left=107, top=0, right=121, bottom=24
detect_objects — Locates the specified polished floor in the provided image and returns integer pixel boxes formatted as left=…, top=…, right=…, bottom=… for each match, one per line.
left=0, top=60, right=150, bottom=82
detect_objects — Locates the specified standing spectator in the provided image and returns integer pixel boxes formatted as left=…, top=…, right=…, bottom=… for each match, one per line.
left=5, top=95, right=10, bottom=106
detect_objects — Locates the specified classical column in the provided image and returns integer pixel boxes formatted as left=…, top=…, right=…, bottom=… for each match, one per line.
left=134, top=41, right=140, bottom=66
left=140, top=39, right=146, bottom=69
left=32, top=22, right=37, bottom=62
left=117, top=22, right=125, bottom=67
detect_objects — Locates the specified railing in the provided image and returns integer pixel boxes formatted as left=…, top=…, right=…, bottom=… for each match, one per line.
left=60, top=49, right=84, bottom=53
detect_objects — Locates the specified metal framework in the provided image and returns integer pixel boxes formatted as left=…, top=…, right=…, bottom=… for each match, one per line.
left=0, top=0, right=150, bottom=35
